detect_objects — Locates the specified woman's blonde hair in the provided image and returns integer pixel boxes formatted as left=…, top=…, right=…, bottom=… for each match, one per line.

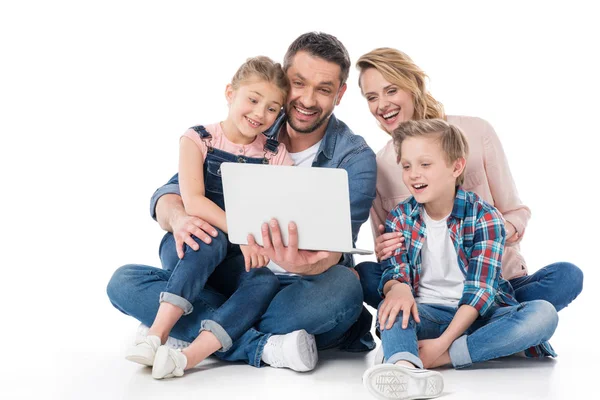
left=392, top=119, right=469, bottom=185
left=231, top=56, right=290, bottom=101
left=356, top=48, right=445, bottom=133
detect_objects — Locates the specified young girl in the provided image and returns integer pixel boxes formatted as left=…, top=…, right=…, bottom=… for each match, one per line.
left=125, top=56, right=294, bottom=379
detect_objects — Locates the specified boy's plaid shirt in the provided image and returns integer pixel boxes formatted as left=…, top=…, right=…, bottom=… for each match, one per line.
left=379, top=188, right=518, bottom=317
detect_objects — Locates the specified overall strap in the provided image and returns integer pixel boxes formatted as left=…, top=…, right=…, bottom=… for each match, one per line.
left=191, top=125, right=213, bottom=152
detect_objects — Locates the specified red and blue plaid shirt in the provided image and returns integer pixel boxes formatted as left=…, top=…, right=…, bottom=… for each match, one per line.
left=379, top=188, right=517, bottom=317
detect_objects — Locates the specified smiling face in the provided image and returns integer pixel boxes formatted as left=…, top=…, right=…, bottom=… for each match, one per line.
left=400, top=135, right=464, bottom=213
left=284, top=51, right=347, bottom=135
left=223, top=77, right=284, bottom=144
left=360, top=67, right=415, bottom=134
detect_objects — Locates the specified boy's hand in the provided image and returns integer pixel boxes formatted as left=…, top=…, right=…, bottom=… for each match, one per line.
left=240, top=242, right=270, bottom=272
left=379, top=283, right=420, bottom=330
left=375, top=224, right=405, bottom=261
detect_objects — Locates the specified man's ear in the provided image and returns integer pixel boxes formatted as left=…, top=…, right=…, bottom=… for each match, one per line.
left=453, top=157, right=467, bottom=178
left=335, top=83, right=347, bottom=106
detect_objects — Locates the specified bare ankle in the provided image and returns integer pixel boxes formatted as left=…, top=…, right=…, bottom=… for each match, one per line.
left=147, top=328, right=168, bottom=345
left=394, top=360, right=417, bottom=368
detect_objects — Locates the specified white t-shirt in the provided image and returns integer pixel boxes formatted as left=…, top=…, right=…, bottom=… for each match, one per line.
left=266, top=139, right=322, bottom=275
left=288, top=139, right=322, bottom=167
left=415, top=209, right=465, bottom=306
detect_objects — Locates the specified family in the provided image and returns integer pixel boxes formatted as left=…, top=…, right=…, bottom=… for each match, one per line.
left=106, top=32, right=584, bottom=399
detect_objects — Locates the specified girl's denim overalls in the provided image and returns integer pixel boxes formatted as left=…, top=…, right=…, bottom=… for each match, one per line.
left=157, top=125, right=281, bottom=351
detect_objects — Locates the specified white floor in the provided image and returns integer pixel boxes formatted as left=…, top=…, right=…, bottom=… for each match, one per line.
left=6, top=286, right=593, bottom=400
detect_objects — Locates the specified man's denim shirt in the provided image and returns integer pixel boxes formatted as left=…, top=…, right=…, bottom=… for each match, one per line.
left=149, top=112, right=377, bottom=268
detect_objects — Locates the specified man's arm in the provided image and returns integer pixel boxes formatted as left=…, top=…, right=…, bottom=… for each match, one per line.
left=344, top=145, right=377, bottom=245
left=150, top=175, right=218, bottom=258
left=155, top=193, right=185, bottom=232
left=150, top=173, right=181, bottom=222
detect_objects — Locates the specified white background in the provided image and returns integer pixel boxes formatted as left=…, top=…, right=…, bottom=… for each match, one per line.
left=1, top=1, right=598, bottom=399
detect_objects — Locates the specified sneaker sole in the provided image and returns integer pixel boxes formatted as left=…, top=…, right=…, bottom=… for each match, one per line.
left=125, top=354, right=154, bottom=367
left=362, top=364, right=443, bottom=400
left=296, top=330, right=318, bottom=372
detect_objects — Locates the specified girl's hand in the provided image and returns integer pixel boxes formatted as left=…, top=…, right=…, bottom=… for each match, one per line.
left=240, top=243, right=270, bottom=272
left=172, top=214, right=218, bottom=259
left=375, top=225, right=405, bottom=261
left=378, top=283, right=420, bottom=330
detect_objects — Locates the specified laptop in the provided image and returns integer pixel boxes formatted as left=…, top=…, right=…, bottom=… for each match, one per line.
left=221, top=163, right=373, bottom=255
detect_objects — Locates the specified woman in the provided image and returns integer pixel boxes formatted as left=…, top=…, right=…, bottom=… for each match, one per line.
left=355, top=47, right=582, bottom=314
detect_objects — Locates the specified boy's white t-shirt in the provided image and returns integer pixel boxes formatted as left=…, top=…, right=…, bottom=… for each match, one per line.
left=415, top=209, right=465, bottom=306
left=266, top=139, right=322, bottom=275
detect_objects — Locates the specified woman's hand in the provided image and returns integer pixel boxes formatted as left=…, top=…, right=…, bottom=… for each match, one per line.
left=375, top=224, right=405, bottom=261
left=505, top=221, right=520, bottom=244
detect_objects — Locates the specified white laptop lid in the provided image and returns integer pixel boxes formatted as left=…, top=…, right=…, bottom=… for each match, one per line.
left=221, top=163, right=372, bottom=255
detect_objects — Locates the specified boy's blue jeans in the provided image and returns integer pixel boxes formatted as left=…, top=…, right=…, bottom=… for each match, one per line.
left=107, top=255, right=363, bottom=367
left=379, top=301, right=558, bottom=369
left=356, top=261, right=584, bottom=312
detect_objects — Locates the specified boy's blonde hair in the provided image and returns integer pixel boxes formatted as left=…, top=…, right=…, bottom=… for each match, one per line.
left=392, top=119, right=469, bottom=185
left=231, top=56, right=290, bottom=102
left=356, top=48, right=445, bottom=133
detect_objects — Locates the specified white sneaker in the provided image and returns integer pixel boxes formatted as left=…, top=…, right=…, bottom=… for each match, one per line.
left=374, top=345, right=384, bottom=365
left=152, top=345, right=187, bottom=380
left=261, top=329, right=318, bottom=372
left=136, top=323, right=191, bottom=350
left=362, top=364, right=443, bottom=400
left=125, top=335, right=161, bottom=366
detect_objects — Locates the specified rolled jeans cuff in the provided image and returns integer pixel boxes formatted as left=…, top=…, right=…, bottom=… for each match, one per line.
left=387, top=351, right=424, bottom=369
left=159, top=292, right=193, bottom=315
left=449, top=335, right=472, bottom=369
left=200, top=320, right=233, bottom=352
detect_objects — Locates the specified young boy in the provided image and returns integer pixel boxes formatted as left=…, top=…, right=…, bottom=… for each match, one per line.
left=362, top=119, right=558, bottom=400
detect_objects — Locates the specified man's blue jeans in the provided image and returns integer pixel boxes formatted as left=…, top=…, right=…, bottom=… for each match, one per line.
left=379, top=301, right=558, bottom=369
left=107, top=256, right=363, bottom=367
left=356, top=261, right=584, bottom=312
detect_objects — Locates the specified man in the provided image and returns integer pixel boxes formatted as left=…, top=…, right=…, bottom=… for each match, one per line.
left=107, top=32, right=377, bottom=372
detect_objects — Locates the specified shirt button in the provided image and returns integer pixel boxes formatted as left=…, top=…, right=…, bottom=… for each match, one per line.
left=239, top=149, right=243, bottom=153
